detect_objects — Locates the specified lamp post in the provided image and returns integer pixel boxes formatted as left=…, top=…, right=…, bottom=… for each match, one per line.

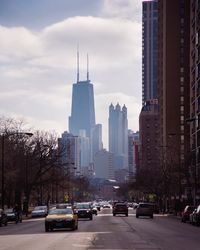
left=1, top=132, right=33, bottom=209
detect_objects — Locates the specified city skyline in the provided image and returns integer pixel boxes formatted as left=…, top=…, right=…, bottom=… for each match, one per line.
left=0, top=0, right=142, bottom=148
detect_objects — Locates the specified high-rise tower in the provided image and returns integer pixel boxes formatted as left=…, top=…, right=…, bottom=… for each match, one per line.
left=69, top=52, right=96, bottom=138
left=109, top=103, right=128, bottom=170
left=142, top=0, right=158, bottom=105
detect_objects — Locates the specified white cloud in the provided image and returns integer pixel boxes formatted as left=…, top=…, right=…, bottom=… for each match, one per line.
left=0, top=12, right=142, bottom=147
left=101, top=0, right=142, bottom=21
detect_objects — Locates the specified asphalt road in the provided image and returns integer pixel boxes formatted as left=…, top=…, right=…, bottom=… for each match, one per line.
left=0, top=208, right=199, bottom=250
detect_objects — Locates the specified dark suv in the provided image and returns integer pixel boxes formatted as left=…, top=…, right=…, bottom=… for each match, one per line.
left=5, top=208, right=22, bottom=223
left=112, top=203, right=128, bottom=216
left=75, top=203, right=93, bottom=220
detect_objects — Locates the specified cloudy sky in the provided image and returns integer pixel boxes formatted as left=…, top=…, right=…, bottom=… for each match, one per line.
left=0, top=0, right=142, bottom=148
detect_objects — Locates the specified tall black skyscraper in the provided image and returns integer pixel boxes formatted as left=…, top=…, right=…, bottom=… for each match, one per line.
left=69, top=53, right=96, bottom=138
left=142, top=0, right=158, bottom=105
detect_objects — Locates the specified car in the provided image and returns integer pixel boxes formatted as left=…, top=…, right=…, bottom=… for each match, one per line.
left=31, top=205, right=48, bottom=218
left=189, top=209, right=197, bottom=225
left=133, top=202, right=139, bottom=209
left=91, top=205, right=98, bottom=215
left=190, top=205, right=200, bottom=226
left=74, top=202, right=93, bottom=220
left=103, top=204, right=111, bottom=209
left=136, top=203, right=154, bottom=218
left=5, top=208, right=22, bottom=223
left=181, top=205, right=196, bottom=223
left=45, top=207, right=78, bottom=232
left=0, top=209, right=8, bottom=227
left=93, top=203, right=101, bottom=211
left=112, top=202, right=128, bottom=216
left=56, top=203, right=72, bottom=209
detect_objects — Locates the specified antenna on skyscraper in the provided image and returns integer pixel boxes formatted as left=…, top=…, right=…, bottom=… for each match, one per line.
left=77, top=43, right=80, bottom=83
left=87, top=53, right=89, bottom=81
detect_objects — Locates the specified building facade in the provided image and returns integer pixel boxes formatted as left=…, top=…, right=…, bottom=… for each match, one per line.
left=91, top=124, right=103, bottom=161
left=157, top=0, right=190, bottom=199
left=58, top=131, right=81, bottom=176
left=139, top=102, right=160, bottom=171
left=128, top=130, right=139, bottom=181
left=109, top=103, right=128, bottom=170
left=190, top=0, right=200, bottom=204
left=94, top=149, right=114, bottom=180
left=69, top=78, right=96, bottom=138
left=142, top=0, right=158, bottom=105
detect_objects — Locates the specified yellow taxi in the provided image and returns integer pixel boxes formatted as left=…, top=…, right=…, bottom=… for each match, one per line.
left=45, top=207, right=78, bottom=232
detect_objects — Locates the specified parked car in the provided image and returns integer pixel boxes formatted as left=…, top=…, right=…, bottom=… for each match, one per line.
left=189, top=209, right=197, bottom=225
left=136, top=203, right=154, bottom=218
left=190, top=205, right=200, bottom=226
left=0, top=209, right=8, bottom=227
left=74, top=202, right=93, bottom=220
left=31, top=206, right=48, bottom=218
left=45, top=207, right=78, bottom=232
left=112, top=202, right=128, bottom=216
left=181, top=205, right=196, bottom=223
left=5, top=208, right=22, bottom=223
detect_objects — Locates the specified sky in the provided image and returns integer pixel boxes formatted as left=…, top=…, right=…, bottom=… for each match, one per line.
left=0, top=0, right=142, bottom=148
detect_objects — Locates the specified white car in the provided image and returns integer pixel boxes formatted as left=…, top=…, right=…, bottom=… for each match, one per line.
left=136, top=203, right=154, bottom=218
left=31, top=206, right=48, bottom=218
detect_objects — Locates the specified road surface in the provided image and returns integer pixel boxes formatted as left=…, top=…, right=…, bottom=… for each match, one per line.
left=0, top=208, right=199, bottom=250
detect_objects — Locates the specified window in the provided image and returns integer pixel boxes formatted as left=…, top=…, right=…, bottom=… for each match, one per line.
left=180, top=77, right=184, bottom=83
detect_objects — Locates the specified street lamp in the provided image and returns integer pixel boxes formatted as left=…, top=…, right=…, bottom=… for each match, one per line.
left=1, top=132, right=33, bottom=209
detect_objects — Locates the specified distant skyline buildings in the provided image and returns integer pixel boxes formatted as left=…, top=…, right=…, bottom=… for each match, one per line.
left=142, top=0, right=158, bottom=105
left=69, top=53, right=96, bottom=138
left=68, top=52, right=103, bottom=174
left=58, top=131, right=81, bottom=176
left=109, top=103, right=128, bottom=170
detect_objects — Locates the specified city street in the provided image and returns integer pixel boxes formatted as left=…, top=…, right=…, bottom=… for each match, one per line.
left=0, top=208, right=199, bottom=250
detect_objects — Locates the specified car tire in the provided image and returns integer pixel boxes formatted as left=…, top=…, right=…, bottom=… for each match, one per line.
left=150, top=215, right=153, bottom=219
left=113, top=213, right=116, bottom=216
left=126, top=213, right=128, bottom=217
left=90, top=216, right=93, bottom=220
left=5, top=221, right=7, bottom=226
left=0, top=222, right=2, bottom=227
left=45, top=225, right=49, bottom=232
left=136, top=215, right=139, bottom=218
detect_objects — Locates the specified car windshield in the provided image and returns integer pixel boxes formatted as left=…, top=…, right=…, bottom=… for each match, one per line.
left=186, top=206, right=196, bottom=212
left=76, top=203, right=90, bottom=209
left=49, top=208, right=72, bottom=215
left=116, top=204, right=126, bottom=208
left=5, top=209, right=14, bottom=213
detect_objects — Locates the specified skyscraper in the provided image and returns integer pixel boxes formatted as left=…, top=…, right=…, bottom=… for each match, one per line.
left=69, top=53, right=96, bottom=138
left=157, top=0, right=190, bottom=198
left=58, top=131, right=81, bottom=176
left=142, top=0, right=158, bottom=105
left=109, top=103, right=128, bottom=170
left=91, top=124, right=103, bottom=161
